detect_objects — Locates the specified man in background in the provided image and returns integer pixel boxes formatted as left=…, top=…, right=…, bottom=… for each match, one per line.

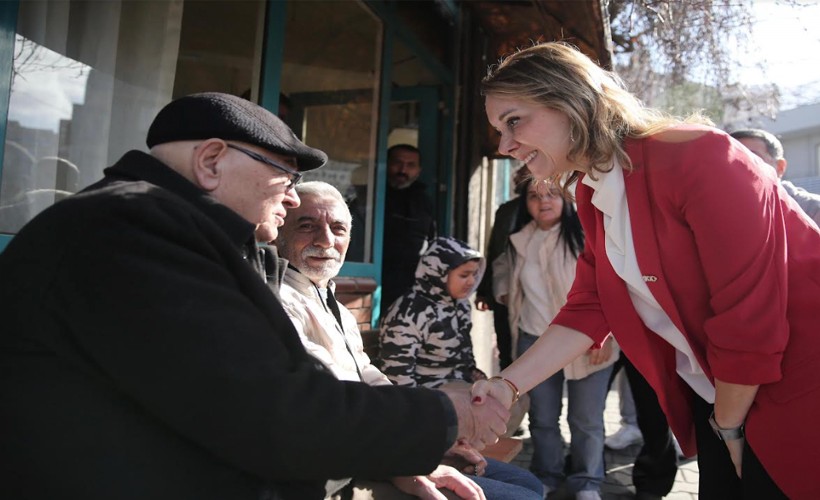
left=381, top=144, right=436, bottom=313
left=730, top=128, right=820, bottom=226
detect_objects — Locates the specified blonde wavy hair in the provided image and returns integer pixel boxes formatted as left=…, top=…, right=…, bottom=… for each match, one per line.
left=481, top=42, right=712, bottom=191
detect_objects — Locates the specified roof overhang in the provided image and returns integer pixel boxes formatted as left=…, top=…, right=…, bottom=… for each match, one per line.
left=467, top=0, right=612, bottom=67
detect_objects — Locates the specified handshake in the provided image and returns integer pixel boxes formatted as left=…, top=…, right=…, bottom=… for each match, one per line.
left=437, top=380, right=514, bottom=452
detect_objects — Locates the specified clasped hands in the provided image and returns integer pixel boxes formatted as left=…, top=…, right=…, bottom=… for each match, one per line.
left=438, top=375, right=522, bottom=453
left=404, top=383, right=512, bottom=500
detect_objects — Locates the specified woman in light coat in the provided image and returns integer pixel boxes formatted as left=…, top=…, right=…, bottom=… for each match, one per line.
left=493, top=179, right=617, bottom=500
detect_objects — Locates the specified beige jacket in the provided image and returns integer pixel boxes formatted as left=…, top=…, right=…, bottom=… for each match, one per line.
left=280, top=270, right=391, bottom=386
left=493, top=221, right=618, bottom=380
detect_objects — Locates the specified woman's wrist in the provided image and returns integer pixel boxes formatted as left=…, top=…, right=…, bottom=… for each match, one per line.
left=708, top=410, right=745, bottom=441
left=488, top=375, right=520, bottom=404
left=713, top=411, right=746, bottom=429
left=712, top=380, right=758, bottom=429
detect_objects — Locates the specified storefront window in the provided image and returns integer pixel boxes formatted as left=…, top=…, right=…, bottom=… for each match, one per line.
left=0, top=0, right=266, bottom=234
left=280, top=0, right=382, bottom=263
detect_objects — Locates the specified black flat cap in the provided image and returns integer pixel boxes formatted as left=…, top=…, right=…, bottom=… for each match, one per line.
left=146, top=92, right=327, bottom=171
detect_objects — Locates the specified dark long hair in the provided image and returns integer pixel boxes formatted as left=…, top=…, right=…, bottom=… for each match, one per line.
left=511, top=188, right=584, bottom=258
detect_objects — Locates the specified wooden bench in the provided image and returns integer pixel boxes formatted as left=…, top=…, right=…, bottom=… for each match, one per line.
left=482, top=437, right=524, bottom=463
left=361, top=328, right=381, bottom=360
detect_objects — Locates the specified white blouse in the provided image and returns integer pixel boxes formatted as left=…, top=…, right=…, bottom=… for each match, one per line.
left=518, top=225, right=560, bottom=337
left=581, top=160, right=715, bottom=403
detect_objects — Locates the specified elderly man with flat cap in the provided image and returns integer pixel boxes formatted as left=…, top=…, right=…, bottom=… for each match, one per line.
left=0, top=93, right=509, bottom=500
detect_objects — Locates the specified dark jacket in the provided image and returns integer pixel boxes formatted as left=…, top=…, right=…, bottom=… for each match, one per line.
left=475, top=196, right=523, bottom=304
left=381, top=181, right=436, bottom=312
left=0, top=151, right=453, bottom=500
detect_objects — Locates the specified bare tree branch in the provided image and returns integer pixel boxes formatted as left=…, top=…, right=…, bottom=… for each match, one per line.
left=606, top=0, right=783, bottom=124
left=12, top=36, right=87, bottom=87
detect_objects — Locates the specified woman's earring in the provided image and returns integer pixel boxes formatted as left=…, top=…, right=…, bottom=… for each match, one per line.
left=569, top=128, right=576, bottom=143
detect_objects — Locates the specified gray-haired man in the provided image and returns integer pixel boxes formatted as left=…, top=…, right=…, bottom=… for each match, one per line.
left=730, top=128, right=820, bottom=226
left=275, top=182, right=542, bottom=500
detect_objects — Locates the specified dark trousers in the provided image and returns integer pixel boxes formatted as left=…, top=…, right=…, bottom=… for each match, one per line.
left=622, top=356, right=679, bottom=496
left=692, top=395, right=787, bottom=499
left=608, top=354, right=678, bottom=496
left=492, top=304, right=513, bottom=369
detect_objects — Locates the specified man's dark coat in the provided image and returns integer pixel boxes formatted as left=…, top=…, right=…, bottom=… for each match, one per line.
left=381, top=181, right=436, bottom=312
left=0, top=151, right=452, bottom=500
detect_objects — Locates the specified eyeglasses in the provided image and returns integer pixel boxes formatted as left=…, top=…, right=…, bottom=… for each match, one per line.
left=226, top=144, right=302, bottom=189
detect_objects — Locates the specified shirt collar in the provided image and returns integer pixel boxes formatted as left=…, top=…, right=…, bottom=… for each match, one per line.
left=283, top=264, right=336, bottom=295
left=581, top=159, right=628, bottom=256
left=104, top=150, right=256, bottom=247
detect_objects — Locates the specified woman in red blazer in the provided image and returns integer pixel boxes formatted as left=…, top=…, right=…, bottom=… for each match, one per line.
left=473, top=42, right=820, bottom=499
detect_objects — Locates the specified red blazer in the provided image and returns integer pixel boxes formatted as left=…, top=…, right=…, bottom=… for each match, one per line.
left=553, top=126, right=820, bottom=499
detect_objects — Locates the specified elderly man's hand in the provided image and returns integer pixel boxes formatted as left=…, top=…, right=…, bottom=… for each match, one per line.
left=391, top=465, right=486, bottom=500
left=442, top=439, right=487, bottom=476
left=438, top=383, right=510, bottom=451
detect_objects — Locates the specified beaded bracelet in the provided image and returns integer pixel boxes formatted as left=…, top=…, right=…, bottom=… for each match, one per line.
left=488, top=376, right=520, bottom=404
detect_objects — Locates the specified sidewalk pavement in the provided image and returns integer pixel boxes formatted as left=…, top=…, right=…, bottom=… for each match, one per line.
left=509, top=388, right=700, bottom=499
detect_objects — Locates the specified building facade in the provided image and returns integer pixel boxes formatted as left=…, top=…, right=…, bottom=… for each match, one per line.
left=0, top=0, right=610, bottom=329
left=760, top=102, right=820, bottom=193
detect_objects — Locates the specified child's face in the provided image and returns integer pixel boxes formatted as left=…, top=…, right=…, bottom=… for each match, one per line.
left=526, top=182, right=563, bottom=230
left=446, top=260, right=480, bottom=300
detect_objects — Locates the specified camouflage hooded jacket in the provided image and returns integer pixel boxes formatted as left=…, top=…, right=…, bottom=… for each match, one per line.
left=377, top=237, right=486, bottom=387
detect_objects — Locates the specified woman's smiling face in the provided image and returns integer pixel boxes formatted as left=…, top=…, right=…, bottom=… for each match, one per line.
left=485, top=95, right=574, bottom=180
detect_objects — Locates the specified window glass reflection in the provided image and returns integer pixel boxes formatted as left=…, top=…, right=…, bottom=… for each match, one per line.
left=2, top=37, right=89, bottom=232
left=0, top=0, right=265, bottom=234
left=281, top=0, right=382, bottom=263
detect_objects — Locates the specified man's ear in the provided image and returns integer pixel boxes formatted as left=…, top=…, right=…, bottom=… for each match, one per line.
left=191, top=139, right=228, bottom=191
left=775, top=158, right=788, bottom=178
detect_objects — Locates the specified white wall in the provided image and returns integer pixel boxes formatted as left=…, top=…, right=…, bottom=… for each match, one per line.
left=761, top=103, right=820, bottom=183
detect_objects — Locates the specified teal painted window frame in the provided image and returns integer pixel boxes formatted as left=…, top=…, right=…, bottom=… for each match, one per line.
left=359, top=1, right=457, bottom=321
left=258, top=2, right=384, bottom=281
left=0, top=0, right=18, bottom=252
left=262, top=0, right=457, bottom=285
left=390, top=86, right=454, bottom=236
left=259, top=0, right=286, bottom=115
